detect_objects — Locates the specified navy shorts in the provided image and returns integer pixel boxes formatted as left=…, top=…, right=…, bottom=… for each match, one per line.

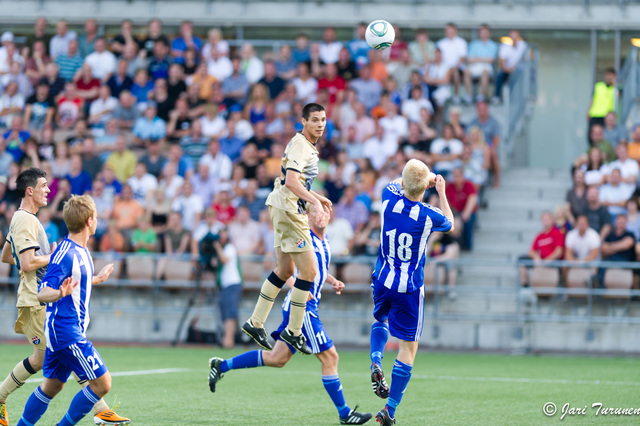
left=43, top=340, right=108, bottom=383
left=271, top=308, right=333, bottom=354
left=219, top=284, right=242, bottom=321
left=372, top=281, right=425, bottom=342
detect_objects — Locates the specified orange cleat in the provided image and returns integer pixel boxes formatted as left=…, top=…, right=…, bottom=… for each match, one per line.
left=0, top=402, right=8, bottom=426
left=93, top=409, right=131, bottom=425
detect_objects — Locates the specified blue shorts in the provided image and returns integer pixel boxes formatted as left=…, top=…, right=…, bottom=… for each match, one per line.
left=219, top=284, right=242, bottom=321
left=43, top=340, right=108, bottom=383
left=372, top=281, right=425, bottom=341
left=271, top=309, right=333, bottom=354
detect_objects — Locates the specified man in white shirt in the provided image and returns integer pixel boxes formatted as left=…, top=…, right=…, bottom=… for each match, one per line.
left=319, top=27, right=343, bottom=65
left=240, top=43, right=264, bottom=85
left=172, top=180, right=204, bottom=231
left=127, top=162, right=158, bottom=208
left=199, top=138, right=233, bottom=182
left=206, top=47, right=233, bottom=82
left=436, top=23, right=468, bottom=104
left=227, top=205, right=261, bottom=255
left=89, top=85, right=119, bottom=127
left=599, top=168, right=634, bottom=219
left=84, top=38, right=117, bottom=81
left=565, top=215, right=601, bottom=262
left=602, top=142, right=638, bottom=191
left=379, top=101, right=408, bottom=147
left=493, top=29, right=528, bottom=103
left=49, top=20, right=78, bottom=59
left=363, top=124, right=397, bottom=171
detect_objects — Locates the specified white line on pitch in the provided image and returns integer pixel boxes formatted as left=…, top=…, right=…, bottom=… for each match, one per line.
left=25, top=368, right=192, bottom=383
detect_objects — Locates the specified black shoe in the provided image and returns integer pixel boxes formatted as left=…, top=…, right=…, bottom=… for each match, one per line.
left=208, top=357, right=224, bottom=393
left=340, top=405, right=372, bottom=424
left=375, top=408, right=395, bottom=425
left=241, top=320, right=273, bottom=350
left=280, top=327, right=312, bottom=355
left=371, top=364, right=389, bottom=399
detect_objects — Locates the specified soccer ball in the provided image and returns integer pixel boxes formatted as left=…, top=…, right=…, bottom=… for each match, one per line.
left=365, top=20, right=395, bottom=50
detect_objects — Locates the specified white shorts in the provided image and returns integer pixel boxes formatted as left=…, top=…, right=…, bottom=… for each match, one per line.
left=468, top=63, right=494, bottom=78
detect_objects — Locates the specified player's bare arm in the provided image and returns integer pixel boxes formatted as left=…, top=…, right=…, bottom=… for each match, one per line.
left=310, top=190, right=332, bottom=213
left=434, top=175, right=455, bottom=233
left=37, top=277, right=78, bottom=303
left=285, top=169, right=326, bottom=225
left=19, top=242, right=57, bottom=272
left=92, top=263, right=115, bottom=285
left=1, top=241, right=13, bottom=264
left=326, top=274, right=344, bottom=295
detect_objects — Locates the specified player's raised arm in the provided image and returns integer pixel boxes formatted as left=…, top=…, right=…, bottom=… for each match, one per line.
left=93, top=263, right=115, bottom=285
left=37, top=277, right=78, bottom=303
left=435, top=174, right=455, bottom=232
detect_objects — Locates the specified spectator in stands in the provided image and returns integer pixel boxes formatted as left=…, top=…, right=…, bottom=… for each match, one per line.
left=99, top=219, right=126, bottom=253
left=78, top=18, right=99, bottom=58
left=110, top=19, right=140, bottom=57
left=219, top=118, right=246, bottom=162
left=352, top=210, right=381, bottom=256
left=74, top=63, right=101, bottom=107
left=587, top=68, right=617, bottom=131
left=464, top=24, right=498, bottom=102
left=589, top=123, right=616, bottom=162
left=430, top=124, right=464, bottom=178
left=211, top=186, right=235, bottom=224
left=106, top=134, right=137, bottom=182
left=164, top=211, right=191, bottom=255
left=172, top=180, right=204, bottom=231
left=55, top=82, right=83, bottom=129
left=131, top=216, right=158, bottom=253
left=335, top=46, right=357, bottom=83
left=167, top=63, right=187, bottom=102
left=106, top=59, right=134, bottom=98
left=84, top=37, right=116, bottom=82
left=257, top=60, right=285, bottom=101
left=167, top=143, right=194, bottom=178
left=205, top=46, right=233, bottom=84
left=628, top=123, right=640, bottom=162
left=335, top=184, right=369, bottom=233
left=191, top=207, right=225, bottom=268
left=350, top=65, right=383, bottom=112
left=112, top=183, right=145, bottom=244
left=574, top=146, right=605, bottom=186
left=26, top=18, right=51, bottom=55
left=130, top=68, right=153, bottom=107
left=148, top=39, right=172, bottom=81
left=463, top=126, right=490, bottom=189
left=408, top=28, right=435, bottom=67
left=0, top=81, right=25, bottom=129
left=128, top=162, right=157, bottom=207
left=222, top=55, right=250, bottom=108
left=66, top=153, right=92, bottom=195
left=49, top=20, right=77, bottom=60
left=100, top=164, right=122, bottom=203
left=326, top=208, right=354, bottom=256
left=401, top=85, right=434, bottom=123
left=493, top=29, right=527, bottom=104
left=80, top=136, right=103, bottom=180
left=188, top=162, right=215, bottom=208
left=468, top=100, right=501, bottom=187
left=122, top=42, right=148, bottom=79
left=423, top=48, right=452, bottom=112
left=436, top=23, right=467, bottom=104
left=141, top=18, right=169, bottom=57
left=603, top=111, right=628, bottom=147
left=55, top=39, right=84, bottom=81
left=446, top=167, right=478, bottom=251
left=599, top=213, right=636, bottom=287
left=603, top=142, right=638, bottom=189
left=132, top=103, right=166, bottom=145
left=171, top=20, right=202, bottom=65
left=581, top=185, right=612, bottom=239
left=519, top=211, right=565, bottom=286
left=25, top=40, right=51, bottom=87
left=363, top=123, right=396, bottom=171
left=318, top=27, right=341, bottom=65
left=566, top=168, right=588, bottom=224
left=38, top=206, right=59, bottom=245
left=88, top=85, right=118, bottom=127
left=626, top=198, right=640, bottom=240
left=239, top=43, right=264, bottom=85
left=426, top=193, right=461, bottom=298
left=199, top=138, right=232, bottom=182
left=23, top=81, right=54, bottom=130
left=112, top=90, right=139, bottom=130
left=291, top=62, right=318, bottom=104
left=388, top=49, right=415, bottom=96
left=598, top=168, right=633, bottom=220
left=564, top=214, right=600, bottom=262
left=347, top=22, right=369, bottom=67
left=92, top=179, right=112, bottom=242
left=227, top=205, right=260, bottom=255
left=3, top=62, right=33, bottom=99
left=39, top=62, right=65, bottom=98
left=202, top=28, right=229, bottom=62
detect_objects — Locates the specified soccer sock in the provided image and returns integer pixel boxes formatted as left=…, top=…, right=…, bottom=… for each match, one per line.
left=73, top=372, right=110, bottom=415
left=58, top=386, right=100, bottom=426
left=17, top=386, right=52, bottom=426
left=370, top=321, right=389, bottom=368
left=220, top=350, right=264, bottom=373
left=0, top=358, right=35, bottom=401
left=250, top=272, right=286, bottom=328
left=288, top=278, right=313, bottom=336
left=386, top=359, right=413, bottom=419
left=322, top=374, right=351, bottom=418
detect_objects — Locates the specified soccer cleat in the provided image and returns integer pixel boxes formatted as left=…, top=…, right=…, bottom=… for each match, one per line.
left=241, top=320, right=274, bottom=350
left=208, top=357, right=225, bottom=393
left=93, top=409, right=131, bottom=425
left=0, top=402, right=8, bottom=426
left=280, top=327, right=312, bottom=355
left=340, top=405, right=372, bottom=424
left=371, top=364, right=390, bottom=399
left=375, top=408, right=395, bottom=426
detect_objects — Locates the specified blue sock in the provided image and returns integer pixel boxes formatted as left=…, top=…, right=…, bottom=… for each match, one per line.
left=322, top=374, right=350, bottom=418
left=57, top=386, right=100, bottom=426
left=17, top=386, right=52, bottom=426
left=370, top=321, right=389, bottom=368
left=386, top=359, right=413, bottom=419
left=220, top=350, right=263, bottom=373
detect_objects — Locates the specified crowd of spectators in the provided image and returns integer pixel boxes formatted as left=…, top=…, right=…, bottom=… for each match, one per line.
left=0, top=19, right=527, bottom=276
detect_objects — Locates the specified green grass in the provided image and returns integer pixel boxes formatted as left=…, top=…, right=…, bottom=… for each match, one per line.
left=1, top=343, right=639, bottom=425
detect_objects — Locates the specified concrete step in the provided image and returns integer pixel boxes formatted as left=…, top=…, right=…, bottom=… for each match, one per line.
left=483, top=197, right=564, bottom=211
left=476, top=219, right=541, bottom=233
left=483, top=187, right=569, bottom=202
left=473, top=229, right=538, bottom=245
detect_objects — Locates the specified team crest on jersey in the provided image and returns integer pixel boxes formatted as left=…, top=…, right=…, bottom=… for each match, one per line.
left=296, top=239, right=306, bottom=248
left=31, top=335, right=40, bottom=345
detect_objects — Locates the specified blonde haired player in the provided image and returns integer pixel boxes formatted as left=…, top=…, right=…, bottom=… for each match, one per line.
left=0, top=169, right=129, bottom=426
left=242, top=102, right=332, bottom=355
left=369, top=159, right=454, bottom=425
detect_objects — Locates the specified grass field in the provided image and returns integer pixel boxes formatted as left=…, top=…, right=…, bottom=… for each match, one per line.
left=1, top=343, right=639, bottom=425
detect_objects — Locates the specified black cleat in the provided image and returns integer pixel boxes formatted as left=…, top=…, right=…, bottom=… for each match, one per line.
left=208, top=357, right=224, bottom=393
left=280, top=327, right=312, bottom=355
left=340, top=405, right=372, bottom=424
left=371, top=364, right=390, bottom=399
left=375, top=408, right=395, bottom=426
left=241, top=319, right=273, bottom=350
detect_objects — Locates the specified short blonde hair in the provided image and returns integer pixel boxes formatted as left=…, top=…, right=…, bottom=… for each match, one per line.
left=63, top=195, right=96, bottom=233
left=402, top=159, right=430, bottom=199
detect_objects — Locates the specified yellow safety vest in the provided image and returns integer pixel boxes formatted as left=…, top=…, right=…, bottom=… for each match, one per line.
left=589, top=81, right=616, bottom=118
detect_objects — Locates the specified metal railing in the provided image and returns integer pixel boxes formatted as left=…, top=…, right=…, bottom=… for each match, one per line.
left=619, top=45, right=640, bottom=125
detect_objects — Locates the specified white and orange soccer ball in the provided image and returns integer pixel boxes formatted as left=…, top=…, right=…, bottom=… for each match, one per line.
left=365, top=20, right=396, bottom=50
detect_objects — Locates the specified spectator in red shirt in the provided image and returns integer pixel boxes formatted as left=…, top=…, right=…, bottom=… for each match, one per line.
left=445, top=167, right=478, bottom=250
left=212, top=187, right=236, bottom=225
left=519, top=210, right=565, bottom=286
left=317, top=62, right=346, bottom=111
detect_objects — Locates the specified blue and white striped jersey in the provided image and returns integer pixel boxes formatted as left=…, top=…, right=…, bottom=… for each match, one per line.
left=40, top=238, right=95, bottom=352
left=283, top=230, right=330, bottom=314
left=372, top=182, right=452, bottom=293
